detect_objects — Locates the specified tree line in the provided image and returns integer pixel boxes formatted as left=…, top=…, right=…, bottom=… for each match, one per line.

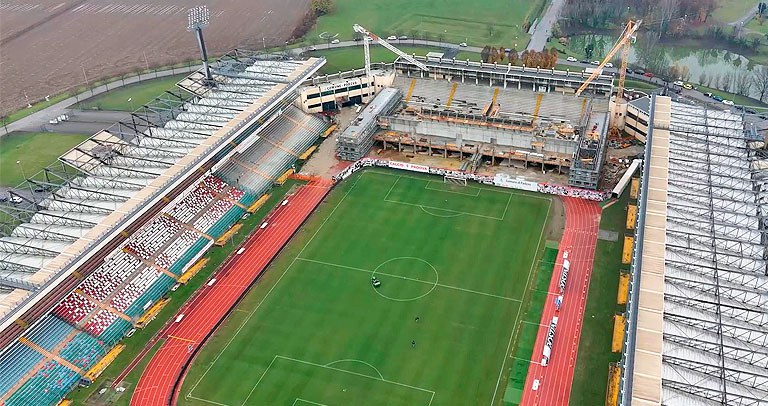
left=480, top=46, right=561, bottom=69
left=692, top=66, right=768, bottom=102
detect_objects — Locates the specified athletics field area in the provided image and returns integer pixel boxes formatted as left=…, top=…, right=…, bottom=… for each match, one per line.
left=177, top=169, right=553, bottom=406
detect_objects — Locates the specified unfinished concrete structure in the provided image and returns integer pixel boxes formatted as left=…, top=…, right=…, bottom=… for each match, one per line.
left=376, top=70, right=611, bottom=189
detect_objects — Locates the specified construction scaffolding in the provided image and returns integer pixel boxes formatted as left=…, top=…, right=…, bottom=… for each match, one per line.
left=568, top=100, right=610, bottom=190
left=377, top=75, right=609, bottom=176
left=336, top=88, right=402, bottom=161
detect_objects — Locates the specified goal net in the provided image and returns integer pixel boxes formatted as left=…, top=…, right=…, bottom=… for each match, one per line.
left=443, top=175, right=468, bottom=186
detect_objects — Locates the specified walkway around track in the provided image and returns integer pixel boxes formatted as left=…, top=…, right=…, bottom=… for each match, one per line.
left=520, top=197, right=601, bottom=405
left=130, top=180, right=332, bottom=406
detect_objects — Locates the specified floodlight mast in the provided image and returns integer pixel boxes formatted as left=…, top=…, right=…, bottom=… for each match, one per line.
left=188, top=5, right=213, bottom=82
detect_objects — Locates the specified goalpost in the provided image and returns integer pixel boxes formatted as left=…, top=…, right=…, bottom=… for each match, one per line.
left=443, top=174, right=468, bottom=186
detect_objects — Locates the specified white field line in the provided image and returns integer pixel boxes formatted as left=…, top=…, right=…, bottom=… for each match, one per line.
left=187, top=175, right=365, bottom=399
left=489, top=198, right=551, bottom=406
left=296, top=257, right=521, bottom=303
left=424, top=180, right=481, bottom=197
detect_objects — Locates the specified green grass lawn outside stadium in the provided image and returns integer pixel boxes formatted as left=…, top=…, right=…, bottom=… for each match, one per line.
left=310, top=45, right=445, bottom=74
left=310, top=0, right=544, bottom=48
left=0, top=132, right=89, bottom=187
left=179, top=169, right=553, bottom=406
left=76, top=74, right=186, bottom=111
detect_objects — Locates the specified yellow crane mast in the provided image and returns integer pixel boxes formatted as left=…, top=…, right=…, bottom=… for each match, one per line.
left=575, top=19, right=642, bottom=102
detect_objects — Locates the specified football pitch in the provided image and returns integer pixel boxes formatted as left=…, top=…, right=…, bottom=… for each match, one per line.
left=180, top=169, right=553, bottom=406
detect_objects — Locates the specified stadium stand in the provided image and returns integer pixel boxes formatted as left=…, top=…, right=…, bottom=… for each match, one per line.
left=0, top=53, right=327, bottom=405
left=53, top=293, right=94, bottom=326
left=621, top=97, right=768, bottom=405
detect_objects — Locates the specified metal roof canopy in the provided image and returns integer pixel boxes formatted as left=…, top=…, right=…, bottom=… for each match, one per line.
left=0, top=52, right=324, bottom=327
left=622, top=98, right=768, bottom=406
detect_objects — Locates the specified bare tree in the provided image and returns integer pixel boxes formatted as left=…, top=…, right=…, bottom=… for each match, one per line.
left=751, top=66, right=768, bottom=102
left=658, top=0, right=680, bottom=39
left=713, top=73, right=722, bottom=90
left=698, top=72, right=707, bottom=86
left=722, top=72, right=732, bottom=92
left=735, top=71, right=752, bottom=96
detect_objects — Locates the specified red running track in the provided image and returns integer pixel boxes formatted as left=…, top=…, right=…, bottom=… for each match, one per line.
left=520, top=197, right=602, bottom=406
left=130, top=180, right=332, bottom=406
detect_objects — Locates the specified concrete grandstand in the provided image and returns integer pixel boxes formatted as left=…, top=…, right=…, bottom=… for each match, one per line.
left=295, top=54, right=614, bottom=190
left=621, top=96, right=768, bottom=405
left=0, top=51, right=327, bottom=405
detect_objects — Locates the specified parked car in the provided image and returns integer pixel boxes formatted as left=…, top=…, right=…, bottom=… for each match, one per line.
left=331, top=39, right=340, bottom=44
left=643, top=72, right=654, bottom=78
left=605, top=62, right=614, bottom=68
left=722, top=99, right=734, bottom=106
left=673, top=80, right=684, bottom=86
left=703, top=92, right=713, bottom=98
left=682, top=83, right=693, bottom=90
left=398, top=35, right=408, bottom=40
left=387, top=35, right=397, bottom=40
left=566, top=56, right=578, bottom=62
left=746, top=108, right=757, bottom=114
left=626, top=68, right=635, bottom=75
left=9, top=195, right=22, bottom=204
left=590, top=60, right=600, bottom=65
left=712, top=95, right=724, bottom=102
left=580, top=59, right=589, bottom=64
left=458, top=42, right=468, bottom=47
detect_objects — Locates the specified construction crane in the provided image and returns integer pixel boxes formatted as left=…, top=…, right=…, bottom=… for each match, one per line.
left=352, top=24, right=430, bottom=80
left=575, top=19, right=641, bottom=102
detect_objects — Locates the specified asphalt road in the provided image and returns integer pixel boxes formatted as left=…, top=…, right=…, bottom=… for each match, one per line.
left=0, top=65, right=198, bottom=137
left=527, top=0, right=566, bottom=51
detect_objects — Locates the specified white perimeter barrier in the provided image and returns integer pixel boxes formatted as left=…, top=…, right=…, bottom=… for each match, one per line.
left=333, top=158, right=610, bottom=202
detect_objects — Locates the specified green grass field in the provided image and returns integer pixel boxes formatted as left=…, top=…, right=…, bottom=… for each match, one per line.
left=311, top=0, right=543, bottom=48
left=0, top=132, right=89, bottom=186
left=711, top=0, right=755, bottom=23
left=311, top=45, right=444, bottom=73
left=623, top=79, right=659, bottom=92
left=77, top=74, right=186, bottom=111
left=180, top=169, right=553, bottom=406
left=503, top=243, right=558, bottom=405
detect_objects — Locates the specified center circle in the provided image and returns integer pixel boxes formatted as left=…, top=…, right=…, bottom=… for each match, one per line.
left=371, top=257, right=439, bottom=301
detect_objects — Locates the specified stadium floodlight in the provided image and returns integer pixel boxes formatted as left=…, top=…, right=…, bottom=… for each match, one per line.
left=187, top=5, right=210, bottom=31
left=187, top=5, right=214, bottom=82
